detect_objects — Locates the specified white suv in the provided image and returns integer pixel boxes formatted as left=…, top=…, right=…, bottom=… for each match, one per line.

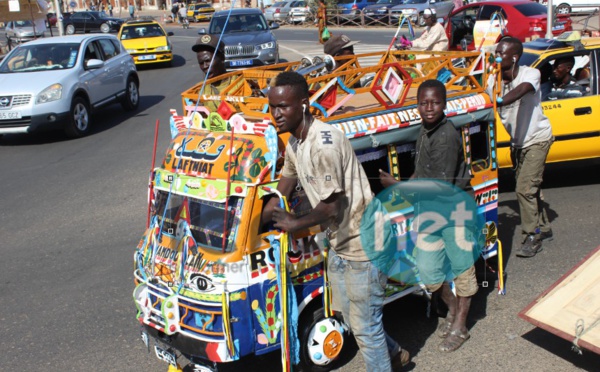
left=0, top=34, right=139, bottom=138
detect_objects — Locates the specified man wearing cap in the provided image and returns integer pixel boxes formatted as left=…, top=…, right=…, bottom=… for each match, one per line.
left=192, top=35, right=230, bottom=111
left=403, top=9, right=448, bottom=52
left=324, top=34, right=359, bottom=58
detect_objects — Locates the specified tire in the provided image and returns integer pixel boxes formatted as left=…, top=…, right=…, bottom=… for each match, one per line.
left=65, top=24, right=76, bottom=35
left=100, top=23, right=110, bottom=33
left=299, top=307, right=350, bottom=371
left=65, top=97, right=91, bottom=138
left=121, top=77, right=140, bottom=111
left=556, top=3, right=570, bottom=14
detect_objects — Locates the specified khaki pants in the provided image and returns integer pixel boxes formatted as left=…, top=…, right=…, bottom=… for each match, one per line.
left=511, top=140, right=552, bottom=241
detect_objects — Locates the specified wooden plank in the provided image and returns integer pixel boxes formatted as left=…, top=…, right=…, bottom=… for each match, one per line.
left=519, top=245, right=600, bottom=355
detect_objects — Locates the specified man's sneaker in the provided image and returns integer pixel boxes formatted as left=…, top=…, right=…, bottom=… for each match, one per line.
left=539, top=229, right=554, bottom=242
left=391, top=348, right=410, bottom=371
left=516, top=235, right=543, bottom=258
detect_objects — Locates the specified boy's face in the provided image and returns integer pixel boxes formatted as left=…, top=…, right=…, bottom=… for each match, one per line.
left=418, top=87, right=446, bottom=127
left=268, top=85, right=307, bottom=136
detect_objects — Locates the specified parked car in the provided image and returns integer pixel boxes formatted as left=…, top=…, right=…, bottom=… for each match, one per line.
left=0, top=34, right=139, bottom=137
left=63, top=11, right=124, bottom=34
left=264, top=0, right=289, bottom=23
left=187, top=3, right=216, bottom=22
left=286, top=1, right=310, bottom=23
left=337, top=0, right=379, bottom=16
left=543, top=0, right=600, bottom=14
left=118, top=19, right=174, bottom=66
left=494, top=36, right=600, bottom=167
left=4, top=20, right=45, bottom=48
left=364, top=0, right=406, bottom=19
left=390, top=0, right=455, bottom=26
left=445, top=1, right=572, bottom=50
left=199, top=8, right=279, bottom=68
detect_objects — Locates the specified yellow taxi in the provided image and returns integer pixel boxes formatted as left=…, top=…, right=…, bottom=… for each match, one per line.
left=187, top=2, right=216, bottom=22
left=497, top=33, right=600, bottom=167
left=118, top=19, right=174, bottom=66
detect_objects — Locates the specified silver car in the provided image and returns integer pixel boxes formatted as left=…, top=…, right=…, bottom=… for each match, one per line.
left=390, top=0, right=455, bottom=26
left=264, top=1, right=290, bottom=23
left=5, top=20, right=45, bottom=48
left=0, top=34, right=140, bottom=138
left=199, top=8, right=279, bottom=68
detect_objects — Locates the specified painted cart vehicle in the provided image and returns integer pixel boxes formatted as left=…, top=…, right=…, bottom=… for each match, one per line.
left=133, top=48, right=505, bottom=371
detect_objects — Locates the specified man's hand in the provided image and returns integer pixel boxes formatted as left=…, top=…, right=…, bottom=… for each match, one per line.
left=379, top=169, right=399, bottom=188
left=272, top=206, right=297, bottom=232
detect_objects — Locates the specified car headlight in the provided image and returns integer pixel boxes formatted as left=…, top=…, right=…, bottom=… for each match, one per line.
left=403, top=8, right=416, bottom=13
left=36, top=84, right=62, bottom=104
left=155, top=45, right=171, bottom=52
left=126, top=49, right=136, bottom=53
left=258, top=42, right=275, bottom=50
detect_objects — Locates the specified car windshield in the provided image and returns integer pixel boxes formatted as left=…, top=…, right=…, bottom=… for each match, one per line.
left=210, top=14, right=268, bottom=33
left=154, top=190, right=242, bottom=252
left=405, top=0, right=427, bottom=4
left=121, top=24, right=165, bottom=39
left=514, top=3, right=548, bottom=16
left=272, top=1, right=287, bottom=7
left=197, top=3, right=212, bottom=7
left=14, top=20, right=34, bottom=27
left=0, top=43, right=80, bottom=72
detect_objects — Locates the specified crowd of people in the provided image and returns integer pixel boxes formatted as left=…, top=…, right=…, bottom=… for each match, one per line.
left=188, top=16, right=564, bottom=368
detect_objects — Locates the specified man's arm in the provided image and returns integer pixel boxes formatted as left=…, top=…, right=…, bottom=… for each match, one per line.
left=272, top=193, right=341, bottom=233
left=498, top=82, right=535, bottom=107
left=261, top=175, right=297, bottom=226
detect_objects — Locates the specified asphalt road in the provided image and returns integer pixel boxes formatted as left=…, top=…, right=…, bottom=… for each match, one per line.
left=1, top=26, right=600, bottom=372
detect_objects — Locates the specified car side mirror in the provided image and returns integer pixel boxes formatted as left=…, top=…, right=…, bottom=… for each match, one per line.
left=85, top=58, right=104, bottom=70
left=270, top=22, right=280, bottom=29
left=198, top=28, right=207, bottom=35
left=167, top=31, right=174, bottom=36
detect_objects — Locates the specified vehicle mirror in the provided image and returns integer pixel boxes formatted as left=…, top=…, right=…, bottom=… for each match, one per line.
left=198, top=28, right=207, bottom=35
left=85, top=59, right=104, bottom=70
left=270, top=22, right=280, bottom=29
left=167, top=31, right=174, bottom=36
left=460, top=38, right=468, bottom=51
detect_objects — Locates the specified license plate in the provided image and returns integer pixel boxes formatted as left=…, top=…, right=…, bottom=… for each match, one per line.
left=154, top=345, right=177, bottom=366
left=552, top=24, right=565, bottom=31
left=139, top=54, right=157, bottom=61
left=0, top=111, right=22, bottom=120
left=230, top=59, right=253, bottom=67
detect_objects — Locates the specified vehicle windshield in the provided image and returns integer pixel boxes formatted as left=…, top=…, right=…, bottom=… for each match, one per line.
left=272, top=1, right=287, bottom=7
left=153, top=190, right=242, bottom=252
left=514, top=3, right=548, bottom=16
left=404, top=0, right=427, bottom=4
left=518, top=52, right=540, bottom=67
left=0, top=43, right=80, bottom=72
left=210, top=14, right=268, bottom=33
left=196, top=3, right=212, bottom=8
left=93, top=11, right=111, bottom=18
left=13, top=20, right=34, bottom=27
left=121, top=24, right=165, bottom=39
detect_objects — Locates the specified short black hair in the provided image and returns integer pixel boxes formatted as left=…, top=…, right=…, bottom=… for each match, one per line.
left=272, top=71, right=310, bottom=99
left=417, top=79, right=446, bottom=102
left=499, top=37, right=523, bottom=58
left=555, top=56, right=575, bottom=68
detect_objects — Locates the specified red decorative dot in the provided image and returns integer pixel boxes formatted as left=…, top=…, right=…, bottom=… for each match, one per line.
left=266, top=303, right=273, bottom=312
left=268, top=291, right=275, bottom=299
left=268, top=318, right=274, bottom=326
left=243, top=124, right=247, bottom=130
left=169, top=325, right=176, bottom=332
left=235, top=186, right=243, bottom=193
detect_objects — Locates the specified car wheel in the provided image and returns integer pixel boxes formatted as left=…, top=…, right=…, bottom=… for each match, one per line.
left=121, top=77, right=140, bottom=111
left=100, top=23, right=110, bottom=33
left=300, top=307, right=350, bottom=372
left=556, top=3, right=571, bottom=14
left=418, top=13, right=426, bottom=27
left=66, top=24, right=76, bottom=34
left=65, top=97, right=91, bottom=138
